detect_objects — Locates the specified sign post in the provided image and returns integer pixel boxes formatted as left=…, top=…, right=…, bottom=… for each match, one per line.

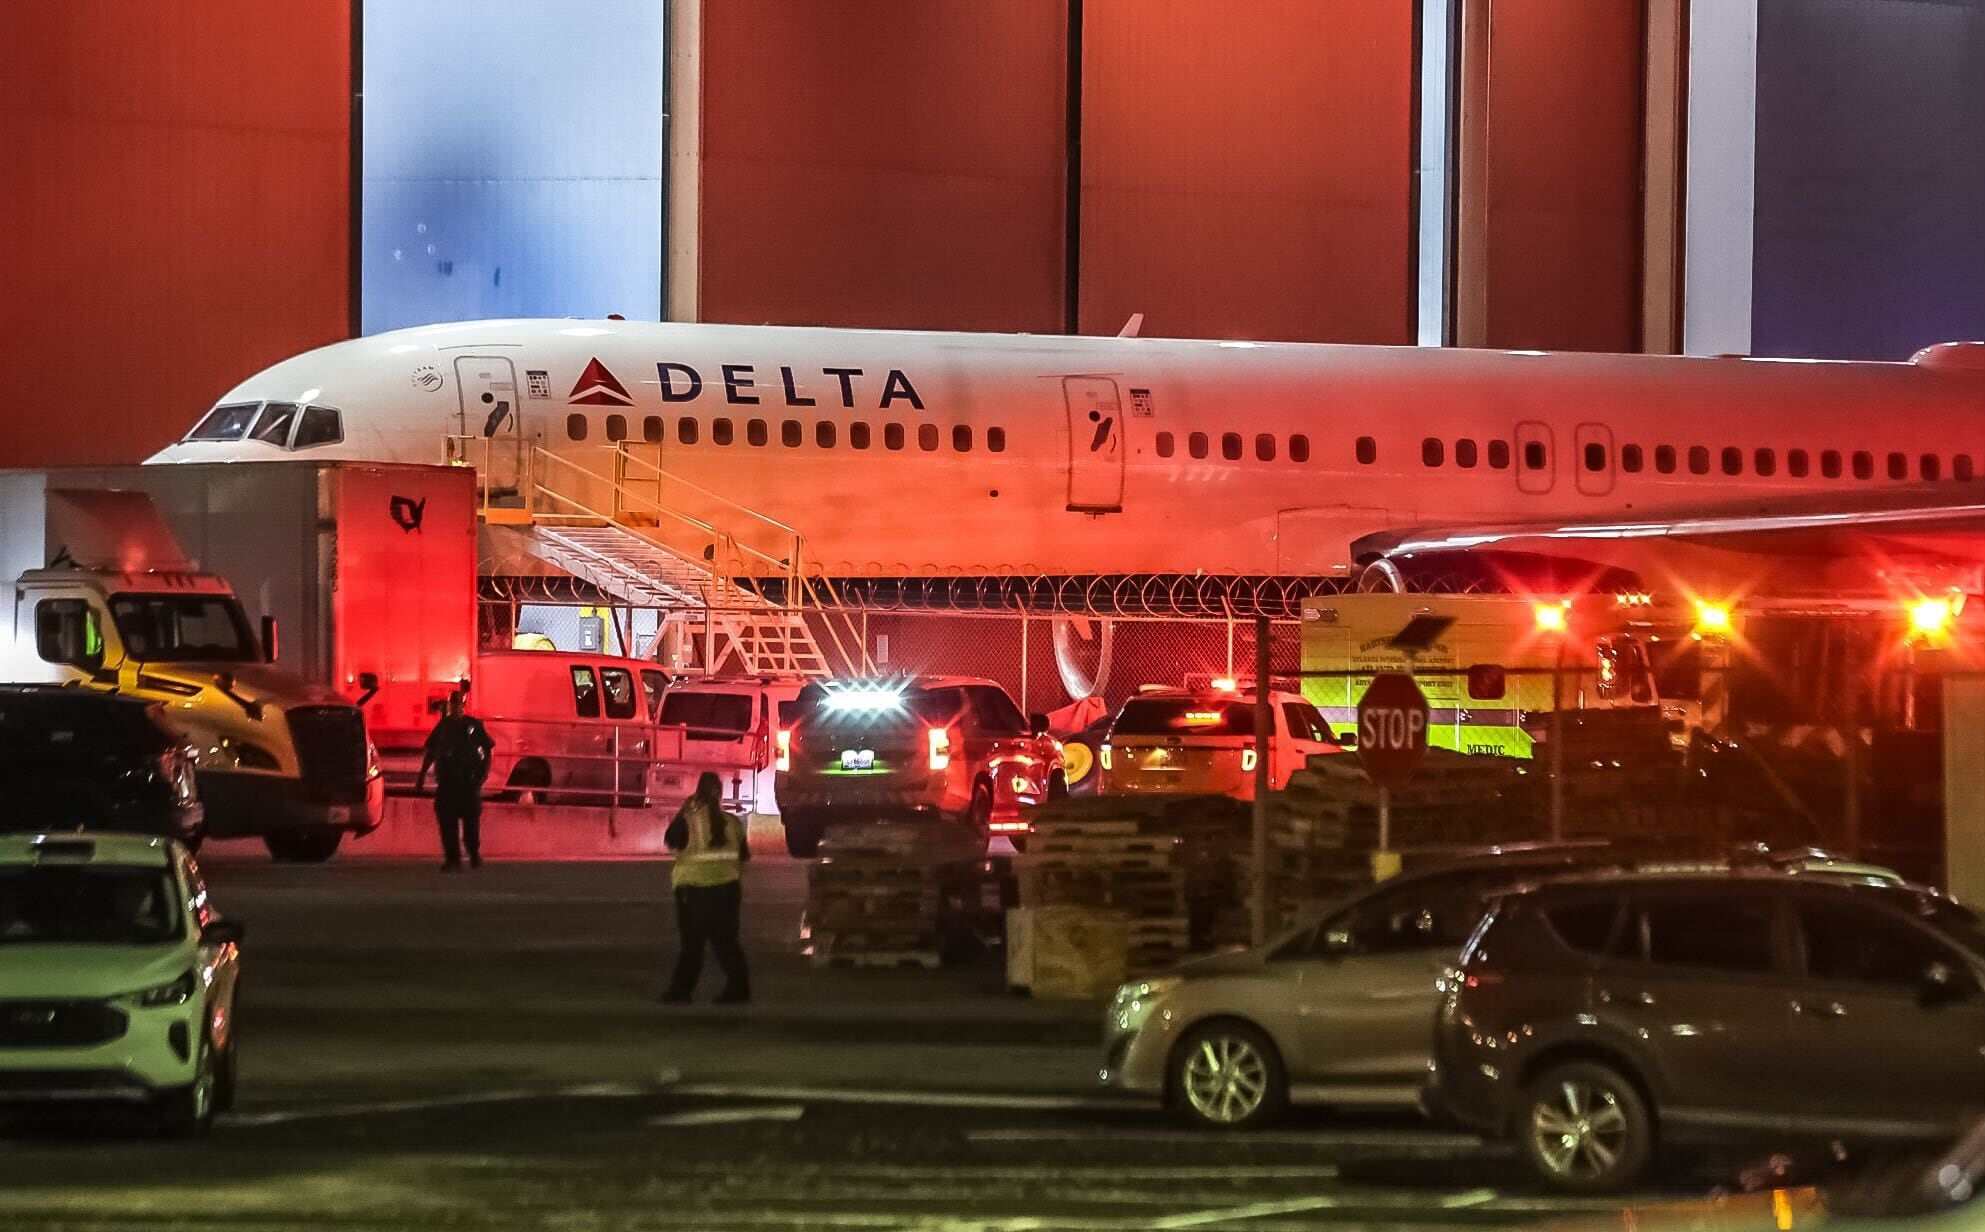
left=1357, top=673, right=1431, bottom=860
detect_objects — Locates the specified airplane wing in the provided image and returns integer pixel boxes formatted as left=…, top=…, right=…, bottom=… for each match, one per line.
left=1352, top=483, right=1985, bottom=600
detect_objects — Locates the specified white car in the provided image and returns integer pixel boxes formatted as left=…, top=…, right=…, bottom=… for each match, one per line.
left=0, top=832, right=242, bottom=1135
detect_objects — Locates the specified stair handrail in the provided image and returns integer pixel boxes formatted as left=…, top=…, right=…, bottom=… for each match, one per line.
left=612, top=444, right=805, bottom=607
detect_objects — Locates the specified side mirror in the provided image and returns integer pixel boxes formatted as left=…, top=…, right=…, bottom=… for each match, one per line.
left=1335, top=730, right=1358, bottom=749
left=1029, top=712, right=1050, bottom=736
left=260, top=615, right=279, bottom=663
left=201, top=919, right=246, bottom=947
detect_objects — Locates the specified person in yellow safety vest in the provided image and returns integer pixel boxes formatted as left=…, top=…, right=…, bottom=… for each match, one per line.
left=662, top=771, right=751, bottom=1004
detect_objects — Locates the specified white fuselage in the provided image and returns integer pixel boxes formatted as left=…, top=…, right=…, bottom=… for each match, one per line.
left=147, top=320, right=1985, bottom=576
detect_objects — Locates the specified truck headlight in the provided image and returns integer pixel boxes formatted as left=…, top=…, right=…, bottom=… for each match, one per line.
left=133, top=970, right=197, bottom=1008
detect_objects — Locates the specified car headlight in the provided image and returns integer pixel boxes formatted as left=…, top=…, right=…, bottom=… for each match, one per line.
left=1110, top=976, right=1182, bottom=1033
left=133, top=970, right=197, bottom=1008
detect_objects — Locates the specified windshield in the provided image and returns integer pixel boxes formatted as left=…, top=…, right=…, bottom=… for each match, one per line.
left=185, top=402, right=260, bottom=441
left=0, top=865, right=183, bottom=945
left=1111, top=697, right=1259, bottom=737
left=660, top=692, right=753, bottom=733
left=110, top=594, right=257, bottom=662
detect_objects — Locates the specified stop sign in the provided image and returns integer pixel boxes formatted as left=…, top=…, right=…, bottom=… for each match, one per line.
left=1356, top=673, right=1431, bottom=791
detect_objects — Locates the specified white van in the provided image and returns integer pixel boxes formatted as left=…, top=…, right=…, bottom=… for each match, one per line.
left=651, top=676, right=808, bottom=818
left=471, top=651, right=668, bottom=805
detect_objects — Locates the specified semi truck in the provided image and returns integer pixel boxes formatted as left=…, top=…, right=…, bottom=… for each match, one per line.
left=0, top=476, right=380, bottom=859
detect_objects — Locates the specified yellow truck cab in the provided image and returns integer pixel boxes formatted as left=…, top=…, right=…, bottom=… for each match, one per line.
left=0, top=480, right=382, bottom=862
left=1100, top=684, right=1343, bottom=799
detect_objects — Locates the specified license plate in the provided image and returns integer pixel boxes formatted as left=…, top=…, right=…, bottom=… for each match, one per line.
left=840, top=749, right=876, bottom=770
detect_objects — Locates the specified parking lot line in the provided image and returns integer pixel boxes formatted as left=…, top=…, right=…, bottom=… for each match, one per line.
left=667, top=1081, right=1125, bottom=1112
left=1150, top=1195, right=1341, bottom=1229
left=222, top=1080, right=657, bottom=1126
left=966, top=1126, right=1485, bottom=1150
left=648, top=1104, right=808, bottom=1127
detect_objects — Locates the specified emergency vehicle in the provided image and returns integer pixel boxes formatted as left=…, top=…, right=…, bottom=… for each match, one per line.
left=773, top=677, right=1065, bottom=856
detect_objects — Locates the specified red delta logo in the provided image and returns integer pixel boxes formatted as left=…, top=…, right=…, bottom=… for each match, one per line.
left=568, top=357, right=633, bottom=407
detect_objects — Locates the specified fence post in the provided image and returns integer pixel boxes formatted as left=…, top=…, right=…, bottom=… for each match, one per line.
left=1252, top=615, right=1271, bottom=946
left=1019, top=612, right=1030, bottom=711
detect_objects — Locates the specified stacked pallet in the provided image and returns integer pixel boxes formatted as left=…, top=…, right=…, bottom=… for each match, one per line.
left=802, top=822, right=948, bottom=968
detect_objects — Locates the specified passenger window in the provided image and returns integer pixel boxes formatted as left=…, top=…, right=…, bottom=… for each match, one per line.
left=919, top=423, right=940, bottom=451
left=1620, top=444, right=1642, bottom=473
left=987, top=427, right=1006, bottom=453
left=677, top=417, right=699, bottom=445
left=1156, top=432, right=1175, bottom=458
left=1544, top=900, right=1622, bottom=955
left=1289, top=434, right=1310, bottom=463
left=851, top=422, right=871, bottom=450
left=294, top=405, right=344, bottom=449
left=712, top=418, right=733, bottom=446
left=885, top=423, right=905, bottom=450
left=782, top=420, right=803, bottom=447
left=1487, top=439, right=1511, bottom=469
left=1889, top=452, right=1908, bottom=480
left=35, top=599, right=103, bottom=671
left=600, top=668, right=638, bottom=720
left=570, top=667, right=601, bottom=719
left=1523, top=440, right=1547, bottom=471
left=1632, top=895, right=1777, bottom=973
left=1254, top=433, right=1275, bottom=462
left=1721, top=446, right=1743, bottom=476
left=1754, top=448, right=1776, bottom=477
left=1190, top=432, right=1210, bottom=460
left=1788, top=448, right=1809, bottom=478
left=1688, top=446, right=1710, bottom=475
left=1356, top=436, right=1378, bottom=465
left=1853, top=451, right=1874, bottom=480
left=643, top=416, right=664, bottom=444
left=251, top=402, right=299, bottom=446
left=605, top=414, right=627, bottom=442
left=967, top=686, right=1028, bottom=735
left=1655, top=445, right=1676, bottom=474
left=1957, top=454, right=1975, bottom=481
left=1821, top=450, right=1843, bottom=478
left=1799, top=903, right=1976, bottom=993
left=566, top=414, right=588, bottom=442
left=953, top=425, right=973, bottom=452
left=1221, top=432, right=1242, bottom=461
left=815, top=421, right=836, bottom=448
left=747, top=419, right=769, bottom=447
left=1584, top=442, right=1607, bottom=472
left=640, top=670, right=668, bottom=721
left=1423, top=438, right=1444, bottom=467
left=1328, top=880, right=1482, bottom=955
left=1922, top=454, right=1942, bottom=481
left=1455, top=439, right=1479, bottom=469
left=1281, top=702, right=1332, bottom=744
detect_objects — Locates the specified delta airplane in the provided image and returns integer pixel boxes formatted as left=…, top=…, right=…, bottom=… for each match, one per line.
left=147, top=318, right=1985, bottom=599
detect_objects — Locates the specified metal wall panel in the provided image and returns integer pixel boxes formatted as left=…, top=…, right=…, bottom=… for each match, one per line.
left=1078, top=0, right=1416, bottom=343
left=698, top=0, right=1068, bottom=333
left=0, top=2, right=351, bottom=466
left=1480, top=0, right=1644, bottom=352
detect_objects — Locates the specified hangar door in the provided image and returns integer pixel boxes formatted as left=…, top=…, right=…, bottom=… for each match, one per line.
left=1064, top=377, right=1125, bottom=513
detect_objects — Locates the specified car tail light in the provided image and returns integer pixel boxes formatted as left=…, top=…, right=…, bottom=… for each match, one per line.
left=1240, top=745, right=1258, bottom=774
left=1463, top=971, right=1505, bottom=989
left=774, top=729, right=791, bottom=772
left=1099, top=743, right=1112, bottom=771
left=927, top=727, right=951, bottom=771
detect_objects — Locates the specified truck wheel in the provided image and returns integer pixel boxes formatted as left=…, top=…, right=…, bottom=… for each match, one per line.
left=500, top=759, right=551, bottom=805
left=156, top=1034, right=218, bottom=1138
left=966, top=781, right=995, bottom=856
left=264, top=830, right=342, bottom=863
left=783, top=814, right=821, bottom=858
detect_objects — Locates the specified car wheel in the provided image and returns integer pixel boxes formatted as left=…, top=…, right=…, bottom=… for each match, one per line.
left=1518, top=1061, right=1654, bottom=1193
left=783, top=816, right=821, bottom=859
left=263, top=830, right=342, bottom=863
left=501, top=759, right=551, bottom=805
left=158, top=1035, right=219, bottom=1138
left=1168, top=1021, right=1286, bottom=1131
left=214, top=1032, right=239, bottom=1115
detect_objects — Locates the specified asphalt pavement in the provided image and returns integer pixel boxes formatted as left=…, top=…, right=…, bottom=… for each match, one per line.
left=0, top=846, right=1762, bottom=1231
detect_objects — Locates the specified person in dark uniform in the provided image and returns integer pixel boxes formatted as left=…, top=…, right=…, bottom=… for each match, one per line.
left=416, top=691, right=494, bottom=872
left=662, top=771, right=750, bottom=1004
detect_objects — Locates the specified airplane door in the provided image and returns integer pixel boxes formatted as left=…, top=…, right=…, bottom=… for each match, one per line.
left=454, top=356, right=527, bottom=500
left=1064, top=377, right=1126, bottom=512
left=1574, top=422, right=1615, bottom=496
left=1514, top=421, right=1554, bottom=495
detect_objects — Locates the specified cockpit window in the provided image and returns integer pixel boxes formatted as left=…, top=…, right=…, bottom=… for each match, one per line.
left=250, top=402, right=299, bottom=446
left=186, top=402, right=260, bottom=441
left=293, top=405, right=343, bottom=449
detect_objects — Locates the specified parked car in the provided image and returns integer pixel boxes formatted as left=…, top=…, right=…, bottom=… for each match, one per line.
left=0, top=687, right=203, bottom=847
left=469, top=651, right=668, bottom=805
left=1430, top=871, right=1985, bottom=1193
left=0, top=832, right=243, bottom=1135
left=1099, top=685, right=1341, bottom=799
left=775, top=677, right=1064, bottom=857
left=651, top=675, right=807, bottom=819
